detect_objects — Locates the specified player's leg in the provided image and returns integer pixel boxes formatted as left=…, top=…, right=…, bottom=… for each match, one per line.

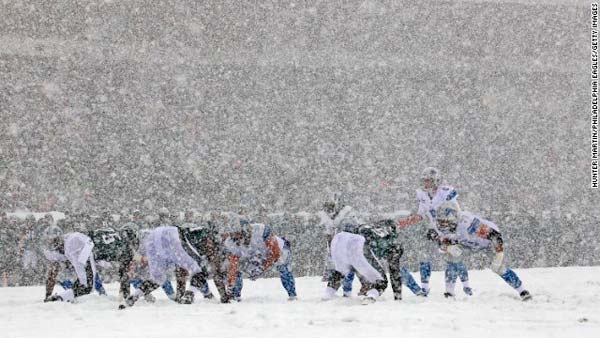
left=231, top=271, right=243, bottom=301
left=145, top=233, right=170, bottom=286
left=400, top=267, right=425, bottom=296
left=490, top=253, right=531, bottom=300
left=161, top=279, right=176, bottom=300
left=444, top=261, right=459, bottom=297
left=275, top=238, right=297, bottom=300
left=419, top=261, right=431, bottom=295
left=177, top=271, right=207, bottom=304
left=94, top=271, right=106, bottom=296
left=342, top=271, right=354, bottom=297
left=387, top=246, right=404, bottom=300
left=119, top=279, right=161, bottom=309
left=73, top=261, right=94, bottom=297
left=355, top=245, right=387, bottom=304
left=323, top=269, right=344, bottom=300
left=194, top=278, right=214, bottom=299
left=49, top=261, right=95, bottom=302
left=174, top=266, right=188, bottom=301
left=456, top=261, right=472, bottom=295
left=325, top=234, right=352, bottom=299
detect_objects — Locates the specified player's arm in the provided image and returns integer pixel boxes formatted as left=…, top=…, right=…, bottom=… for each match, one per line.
left=175, top=266, right=188, bottom=297
left=396, top=214, right=423, bottom=229
left=205, top=237, right=231, bottom=300
left=118, top=255, right=133, bottom=299
left=262, top=234, right=281, bottom=270
left=227, top=255, right=240, bottom=287
left=475, top=224, right=504, bottom=253
left=45, top=261, right=60, bottom=299
left=488, top=229, right=504, bottom=253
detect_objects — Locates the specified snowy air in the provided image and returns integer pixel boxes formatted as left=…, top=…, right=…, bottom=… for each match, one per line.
left=0, top=1, right=597, bottom=338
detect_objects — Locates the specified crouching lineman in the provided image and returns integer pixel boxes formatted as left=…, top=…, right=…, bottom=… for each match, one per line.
left=319, top=199, right=360, bottom=297
left=88, top=223, right=140, bottom=300
left=434, top=201, right=532, bottom=301
left=42, top=225, right=96, bottom=302
left=224, top=219, right=297, bottom=301
left=323, top=216, right=404, bottom=304
left=122, top=210, right=233, bottom=308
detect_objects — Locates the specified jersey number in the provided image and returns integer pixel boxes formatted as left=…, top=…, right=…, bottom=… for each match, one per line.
left=101, top=232, right=121, bottom=245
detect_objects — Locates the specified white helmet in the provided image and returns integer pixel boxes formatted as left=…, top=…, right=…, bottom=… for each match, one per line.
left=436, top=200, right=461, bottom=231
left=421, top=167, right=441, bottom=194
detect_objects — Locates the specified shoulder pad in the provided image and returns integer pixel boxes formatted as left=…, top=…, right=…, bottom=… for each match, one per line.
left=446, top=190, right=458, bottom=201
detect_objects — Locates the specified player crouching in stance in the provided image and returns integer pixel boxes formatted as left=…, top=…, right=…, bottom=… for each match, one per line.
left=121, top=213, right=233, bottom=308
left=42, top=225, right=96, bottom=302
left=224, top=219, right=298, bottom=301
left=434, top=202, right=532, bottom=301
left=88, top=223, right=141, bottom=300
left=323, top=216, right=405, bottom=304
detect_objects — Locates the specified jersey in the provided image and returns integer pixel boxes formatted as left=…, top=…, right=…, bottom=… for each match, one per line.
left=43, top=232, right=95, bottom=287
left=330, top=231, right=384, bottom=283
left=449, top=212, right=501, bottom=251
left=89, top=228, right=132, bottom=263
left=178, top=222, right=221, bottom=260
left=225, top=223, right=282, bottom=259
left=416, top=185, right=459, bottom=230
left=141, top=226, right=203, bottom=284
left=224, top=223, right=286, bottom=278
left=358, top=220, right=400, bottom=259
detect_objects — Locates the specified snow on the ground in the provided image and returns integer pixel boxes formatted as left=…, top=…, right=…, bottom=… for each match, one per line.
left=1, top=267, right=599, bottom=338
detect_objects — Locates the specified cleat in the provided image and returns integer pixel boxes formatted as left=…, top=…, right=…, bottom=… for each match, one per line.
left=288, top=296, right=298, bottom=301
left=443, top=292, right=455, bottom=298
left=394, top=292, right=402, bottom=301
left=44, top=295, right=63, bottom=302
left=343, top=291, right=352, bottom=298
left=177, top=290, right=195, bottom=304
left=125, top=295, right=139, bottom=307
left=361, top=296, right=376, bottom=305
left=204, top=292, right=214, bottom=300
left=463, top=287, right=473, bottom=296
left=519, top=290, right=532, bottom=301
left=421, top=288, right=429, bottom=297
left=219, top=293, right=232, bottom=304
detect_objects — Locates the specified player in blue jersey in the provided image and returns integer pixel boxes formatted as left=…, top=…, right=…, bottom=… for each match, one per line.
left=397, top=167, right=471, bottom=296
left=434, top=201, right=532, bottom=301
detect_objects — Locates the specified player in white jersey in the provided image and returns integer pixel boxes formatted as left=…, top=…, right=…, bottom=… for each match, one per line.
left=434, top=201, right=532, bottom=301
left=318, top=199, right=359, bottom=297
left=124, top=217, right=234, bottom=307
left=224, top=219, right=297, bottom=301
left=42, top=226, right=97, bottom=302
left=322, top=216, right=387, bottom=304
left=397, top=167, right=471, bottom=296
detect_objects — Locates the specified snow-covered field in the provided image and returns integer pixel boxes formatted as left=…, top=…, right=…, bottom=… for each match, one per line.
left=1, top=266, right=599, bottom=338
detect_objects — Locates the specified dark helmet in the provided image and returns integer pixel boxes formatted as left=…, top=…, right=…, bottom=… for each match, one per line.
left=119, top=223, right=140, bottom=250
